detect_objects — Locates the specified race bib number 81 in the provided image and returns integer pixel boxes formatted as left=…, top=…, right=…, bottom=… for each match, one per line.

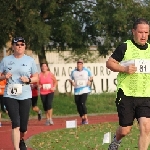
left=135, top=59, right=150, bottom=73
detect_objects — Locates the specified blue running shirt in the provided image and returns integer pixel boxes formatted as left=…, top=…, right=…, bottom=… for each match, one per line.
left=0, top=55, right=38, bottom=100
left=70, top=67, right=92, bottom=95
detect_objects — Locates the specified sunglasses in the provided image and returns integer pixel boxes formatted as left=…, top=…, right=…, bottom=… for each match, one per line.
left=15, top=43, right=25, bottom=46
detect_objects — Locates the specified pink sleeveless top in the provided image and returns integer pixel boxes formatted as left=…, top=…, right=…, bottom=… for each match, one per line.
left=39, top=72, right=54, bottom=95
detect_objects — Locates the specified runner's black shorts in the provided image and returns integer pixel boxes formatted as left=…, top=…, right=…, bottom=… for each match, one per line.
left=4, top=97, right=31, bottom=132
left=40, top=92, right=54, bottom=111
left=116, top=88, right=150, bottom=127
left=31, top=96, right=38, bottom=107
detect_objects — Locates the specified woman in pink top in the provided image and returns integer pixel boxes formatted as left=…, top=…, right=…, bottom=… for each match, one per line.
left=39, top=63, right=57, bottom=125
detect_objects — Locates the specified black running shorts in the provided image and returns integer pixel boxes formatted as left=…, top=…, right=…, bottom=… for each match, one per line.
left=116, top=88, right=150, bottom=127
left=31, top=96, right=38, bottom=107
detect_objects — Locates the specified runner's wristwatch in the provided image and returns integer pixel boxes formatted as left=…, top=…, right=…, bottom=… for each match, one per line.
left=26, top=78, right=31, bottom=84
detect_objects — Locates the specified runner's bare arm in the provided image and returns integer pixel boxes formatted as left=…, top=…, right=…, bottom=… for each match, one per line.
left=0, top=72, right=12, bottom=81
left=30, top=73, right=39, bottom=83
left=69, top=79, right=75, bottom=86
left=106, top=57, right=126, bottom=72
left=87, top=76, right=93, bottom=86
left=106, top=57, right=137, bottom=74
left=50, top=73, right=58, bottom=89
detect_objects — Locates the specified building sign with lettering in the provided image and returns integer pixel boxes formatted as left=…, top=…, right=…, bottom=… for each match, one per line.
left=37, top=63, right=118, bottom=94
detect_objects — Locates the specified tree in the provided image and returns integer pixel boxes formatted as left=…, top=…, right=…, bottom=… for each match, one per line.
left=0, top=1, right=14, bottom=49
left=0, top=0, right=150, bottom=62
left=91, top=0, right=150, bottom=55
left=41, top=0, right=95, bottom=54
left=0, top=0, right=93, bottom=62
left=0, top=0, right=50, bottom=62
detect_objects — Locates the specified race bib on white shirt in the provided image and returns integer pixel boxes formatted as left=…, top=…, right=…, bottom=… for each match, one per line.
left=135, top=59, right=150, bottom=73
left=43, top=84, right=51, bottom=90
left=76, top=80, right=87, bottom=87
left=7, top=84, right=22, bottom=95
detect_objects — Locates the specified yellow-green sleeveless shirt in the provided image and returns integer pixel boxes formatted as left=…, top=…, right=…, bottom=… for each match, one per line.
left=117, top=40, right=150, bottom=97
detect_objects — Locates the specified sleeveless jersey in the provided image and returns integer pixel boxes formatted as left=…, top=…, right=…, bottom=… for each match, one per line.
left=39, top=72, right=54, bottom=95
left=117, top=40, right=150, bottom=97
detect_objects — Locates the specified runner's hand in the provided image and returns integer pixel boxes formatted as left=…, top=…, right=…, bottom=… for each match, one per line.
left=20, top=76, right=29, bottom=83
left=69, top=79, right=75, bottom=86
left=124, top=64, right=137, bottom=74
left=5, top=72, right=12, bottom=79
left=51, top=87, right=56, bottom=91
left=39, top=85, right=42, bottom=88
left=87, top=80, right=91, bottom=86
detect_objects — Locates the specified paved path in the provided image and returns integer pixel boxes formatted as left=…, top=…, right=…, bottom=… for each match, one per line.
left=0, top=114, right=118, bottom=150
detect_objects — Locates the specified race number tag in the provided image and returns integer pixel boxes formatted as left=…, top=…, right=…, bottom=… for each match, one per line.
left=7, top=84, right=22, bottom=95
left=76, top=80, right=87, bottom=87
left=135, top=59, right=150, bottom=73
left=43, top=84, right=51, bottom=90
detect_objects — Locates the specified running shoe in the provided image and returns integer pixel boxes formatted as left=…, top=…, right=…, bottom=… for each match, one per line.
left=49, top=119, right=54, bottom=125
left=38, top=110, right=42, bottom=121
left=45, top=119, right=50, bottom=125
left=82, top=119, right=88, bottom=125
left=108, top=136, right=121, bottom=150
left=19, top=138, right=27, bottom=150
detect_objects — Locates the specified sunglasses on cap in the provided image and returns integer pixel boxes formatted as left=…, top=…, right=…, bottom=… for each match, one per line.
left=15, top=43, right=25, bottom=46
left=12, top=37, right=25, bottom=44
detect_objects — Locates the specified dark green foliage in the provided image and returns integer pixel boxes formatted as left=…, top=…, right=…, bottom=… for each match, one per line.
left=0, top=0, right=150, bottom=59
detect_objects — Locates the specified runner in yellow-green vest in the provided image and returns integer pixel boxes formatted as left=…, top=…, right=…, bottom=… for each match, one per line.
left=117, top=40, right=150, bottom=97
left=106, top=18, right=150, bottom=150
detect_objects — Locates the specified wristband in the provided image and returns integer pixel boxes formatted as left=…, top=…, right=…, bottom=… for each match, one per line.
left=28, top=78, right=31, bottom=83
left=26, top=78, right=31, bottom=84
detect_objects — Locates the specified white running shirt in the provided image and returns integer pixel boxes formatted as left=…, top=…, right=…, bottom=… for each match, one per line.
left=70, top=67, right=92, bottom=95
